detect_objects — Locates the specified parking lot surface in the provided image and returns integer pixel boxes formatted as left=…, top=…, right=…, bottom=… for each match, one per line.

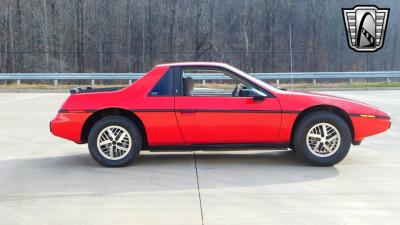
left=0, top=90, right=399, bottom=225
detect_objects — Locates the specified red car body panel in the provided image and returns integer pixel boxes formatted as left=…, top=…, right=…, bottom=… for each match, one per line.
left=351, top=117, right=391, bottom=141
left=51, top=112, right=91, bottom=143
left=50, top=62, right=391, bottom=148
left=175, top=96, right=282, bottom=144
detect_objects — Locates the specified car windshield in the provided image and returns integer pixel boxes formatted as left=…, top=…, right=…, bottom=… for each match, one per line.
left=225, top=64, right=280, bottom=92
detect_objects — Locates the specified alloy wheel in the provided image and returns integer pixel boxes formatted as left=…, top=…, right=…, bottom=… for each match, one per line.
left=96, top=125, right=132, bottom=160
left=306, top=123, right=341, bottom=157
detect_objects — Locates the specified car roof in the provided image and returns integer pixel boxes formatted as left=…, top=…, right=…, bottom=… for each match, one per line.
left=157, top=62, right=229, bottom=68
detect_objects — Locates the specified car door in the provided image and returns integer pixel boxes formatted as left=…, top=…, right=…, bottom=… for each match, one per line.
left=174, top=66, right=282, bottom=145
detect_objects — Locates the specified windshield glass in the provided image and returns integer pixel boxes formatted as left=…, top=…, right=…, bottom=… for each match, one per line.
left=225, top=64, right=280, bottom=92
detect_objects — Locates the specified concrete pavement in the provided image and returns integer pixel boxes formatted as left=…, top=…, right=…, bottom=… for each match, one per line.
left=0, top=91, right=399, bottom=225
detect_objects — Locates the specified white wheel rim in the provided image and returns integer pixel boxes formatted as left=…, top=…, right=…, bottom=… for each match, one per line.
left=97, top=125, right=132, bottom=160
left=306, top=123, right=341, bottom=157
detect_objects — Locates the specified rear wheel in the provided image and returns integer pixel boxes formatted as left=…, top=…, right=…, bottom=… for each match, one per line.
left=293, top=111, right=351, bottom=166
left=88, top=116, right=142, bottom=167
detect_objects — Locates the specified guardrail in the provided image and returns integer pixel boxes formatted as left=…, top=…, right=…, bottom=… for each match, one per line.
left=0, top=71, right=399, bottom=85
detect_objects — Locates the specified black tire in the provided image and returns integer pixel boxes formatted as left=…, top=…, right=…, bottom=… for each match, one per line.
left=88, top=116, right=142, bottom=167
left=293, top=111, right=351, bottom=166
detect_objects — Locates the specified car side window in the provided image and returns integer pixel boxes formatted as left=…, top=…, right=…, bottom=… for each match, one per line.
left=149, top=69, right=174, bottom=96
left=181, top=68, right=263, bottom=97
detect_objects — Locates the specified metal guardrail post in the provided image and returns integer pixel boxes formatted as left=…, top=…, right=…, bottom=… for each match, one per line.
left=17, top=80, right=21, bottom=85
left=91, top=79, right=95, bottom=86
left=313, top=79, right=317, bottom=85
left=386, top=78, right=391, bottom=83
left=54, top=80, right=58, bottom=86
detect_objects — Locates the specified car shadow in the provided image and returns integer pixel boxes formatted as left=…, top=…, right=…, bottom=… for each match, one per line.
left=0, top=150, right=339, bottom=198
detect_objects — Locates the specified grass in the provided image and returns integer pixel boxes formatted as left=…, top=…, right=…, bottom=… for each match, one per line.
left=344, top=82, right=400, bottom=88
left=0, top=84, right=126, bottom=89
left=276, top=82, right=400, bottom=89
left=1, top=82, right=400, bottom=90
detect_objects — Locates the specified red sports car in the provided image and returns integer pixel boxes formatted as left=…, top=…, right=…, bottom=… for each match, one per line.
left=50, top=62, right=391, bottom=167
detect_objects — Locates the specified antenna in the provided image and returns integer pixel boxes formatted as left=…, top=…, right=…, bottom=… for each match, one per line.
left=289, top=24, right=294, bottom=91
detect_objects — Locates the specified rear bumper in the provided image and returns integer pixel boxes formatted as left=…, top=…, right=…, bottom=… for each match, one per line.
left=50, top=112, right=92, bottom=144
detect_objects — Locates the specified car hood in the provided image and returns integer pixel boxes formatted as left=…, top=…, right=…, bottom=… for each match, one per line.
left=278, top=90, right=387, bottom=117
left=293, top=90, right=376, bottom=107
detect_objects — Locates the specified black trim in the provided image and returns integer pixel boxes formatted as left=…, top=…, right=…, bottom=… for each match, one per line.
left=59, top=110, right=390, bottom=119
left=58, top=109, right=96, bottom=113
left=172, top=66, right=181, bottom=96
left=375, top=115, right=391, bottom=119
left=130, top=109, right=175, bottom=112
left=179, top=109, right=196, bottom=113
left=147, top=142, right=289, bottom=151
left=70, top=87, right=124, bottom=94
left=176, top=109, right=299, bottom=113
left=349, top=113, right=391, bottom=119
left=131, top=109, right=298, bottom=114
left=282, top=110, right=301, bottom=114
left=59, top=109, right=301, bottom=114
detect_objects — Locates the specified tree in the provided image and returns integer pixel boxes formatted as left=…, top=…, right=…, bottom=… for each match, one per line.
left=0, top=0, right=398, bottom=73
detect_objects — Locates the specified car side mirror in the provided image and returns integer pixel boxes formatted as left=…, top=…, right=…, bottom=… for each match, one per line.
left=239, top=89, right=265, bottom=101
left=239, top=89, right=251, bottom=97
left=252, top=95, right=265, bottom=101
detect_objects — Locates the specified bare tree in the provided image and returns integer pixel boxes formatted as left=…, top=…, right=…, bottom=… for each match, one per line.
left=42, top=0, right=49, bottom=66
left=75, top=0, right=85, bottom=72
left=168, top=0, right=178, bottom=61
left=263, top=0, right=279, bottom=72
left=193, top=0, right=214, bottom=60
left=6, top=2, right=15, bottom=72
left=15, top=0, right=23, bottom=71
left=0, top=0, right=398, bottom=73
left=243, top=0, right=254, bottom=71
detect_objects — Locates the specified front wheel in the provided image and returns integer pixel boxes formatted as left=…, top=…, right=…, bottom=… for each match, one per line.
left=293, top=111, right=351, bottom=166
left=88, top=116, right=142, bottom=167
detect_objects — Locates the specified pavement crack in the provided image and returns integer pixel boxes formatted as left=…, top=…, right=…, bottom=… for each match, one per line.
left=194, top=151, right=205, bottom=225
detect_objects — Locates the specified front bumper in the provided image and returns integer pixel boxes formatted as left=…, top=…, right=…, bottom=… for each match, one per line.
left=351, top=115, right=391, bottom=142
